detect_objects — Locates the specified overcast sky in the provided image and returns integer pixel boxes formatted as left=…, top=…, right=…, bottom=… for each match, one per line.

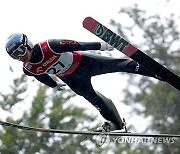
left=0, top=0, right=126, bottom=91
left=0, top=0, right=179, bottom=130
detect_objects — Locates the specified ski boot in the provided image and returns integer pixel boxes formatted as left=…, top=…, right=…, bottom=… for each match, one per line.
left=95, top=121, right=116, bottom=132
left=95, top=118, right=128, bottom=132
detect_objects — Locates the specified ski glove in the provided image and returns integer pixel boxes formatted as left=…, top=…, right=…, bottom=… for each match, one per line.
left=100, top=42, right=114, bottom=51
left=53, top=83, right=66, bottom=91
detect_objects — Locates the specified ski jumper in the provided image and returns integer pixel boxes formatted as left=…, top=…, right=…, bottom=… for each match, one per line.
left=23, top=39, right=157, bottom=130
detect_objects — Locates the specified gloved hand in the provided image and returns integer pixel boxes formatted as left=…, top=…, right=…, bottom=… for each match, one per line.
left=100, top=42, right=114, bottom=51
left=53, top=83, right=66, bottom=91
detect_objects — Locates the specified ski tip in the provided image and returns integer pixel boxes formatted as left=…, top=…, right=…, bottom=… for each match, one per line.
left=82, top=16, right=93, bottom=28
left=82, top=16, right=99, bottom=32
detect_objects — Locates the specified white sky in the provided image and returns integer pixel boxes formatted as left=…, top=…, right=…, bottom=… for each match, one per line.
left=0, top=0, right=180, bottom=131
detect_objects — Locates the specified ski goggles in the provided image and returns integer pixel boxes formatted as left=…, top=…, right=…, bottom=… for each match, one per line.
left=10, top=44, right=27, bottom=60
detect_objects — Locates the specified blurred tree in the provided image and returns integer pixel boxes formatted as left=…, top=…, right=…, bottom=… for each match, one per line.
left=110, top=4, right=180, bottom=154
left=0, top=73, right=108, bottom=154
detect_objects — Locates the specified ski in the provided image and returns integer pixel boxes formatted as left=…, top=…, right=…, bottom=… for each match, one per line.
left=0, top=120, right=180, bottom=137
left=83, top=17, right=180, bottom=91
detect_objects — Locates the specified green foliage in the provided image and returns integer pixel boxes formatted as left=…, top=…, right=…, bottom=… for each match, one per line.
left=0, top=74, right=27, bottom=110
left=0, top=75, right=106, bottom=153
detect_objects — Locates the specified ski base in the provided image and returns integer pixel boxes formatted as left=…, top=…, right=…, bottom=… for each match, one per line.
left=83, top=16, right=180, bottom=91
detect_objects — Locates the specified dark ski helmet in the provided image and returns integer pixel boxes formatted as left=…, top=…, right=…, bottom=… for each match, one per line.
left=5, top=33, right=33, bottom=60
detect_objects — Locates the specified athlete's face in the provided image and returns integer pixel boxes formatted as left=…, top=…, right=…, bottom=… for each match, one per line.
left=19, top=49, right=32, bottom=62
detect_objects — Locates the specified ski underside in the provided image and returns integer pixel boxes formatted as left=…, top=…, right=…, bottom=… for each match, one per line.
left=83, top=17, right=180, bottom=91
